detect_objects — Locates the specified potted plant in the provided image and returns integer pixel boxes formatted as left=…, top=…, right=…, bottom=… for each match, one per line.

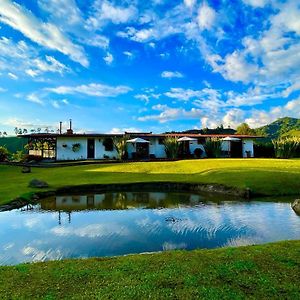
left=72, top=143, right=81, bottom=152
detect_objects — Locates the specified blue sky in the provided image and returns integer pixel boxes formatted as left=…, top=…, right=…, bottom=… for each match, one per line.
left=0, top=0, right=300, bottom=134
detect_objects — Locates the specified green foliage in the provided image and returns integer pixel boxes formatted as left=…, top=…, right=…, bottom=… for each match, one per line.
left=272, top=137, right=300, bottom=158
left=258, top=117, right=300, bottom=139
left=236, top=123, right=256, bottom=135
left=0, top=241, right=299, bottom=299
left=113, top=136, right=128, bottom=160
left=204, top=138, right=222, bottom=158
left=163, top=137, right=180, bottom=159
left=281, top=129, right=300, bottom=138
left=72, top=143, right=81, bottom=152
left=10, top=150, right=26, bottom=162
left=254, top=142, right=274, bottom=158
left=0, top=146, right=10, bottom=162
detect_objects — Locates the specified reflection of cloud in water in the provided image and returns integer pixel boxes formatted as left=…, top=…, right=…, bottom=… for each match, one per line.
left=51, top=223, right=129, bottom=238
left=3, top=243, right=14, bottom=251
left=223, top=236, right=261, bottom=247
left=21, top=246, right=63, bottom=262
left=163, top=242, right=187, bottom=251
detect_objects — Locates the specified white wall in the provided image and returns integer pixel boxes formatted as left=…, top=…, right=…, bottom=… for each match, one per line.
left=242, top=139, right=254, bottom=157
left=96, top=138, right=118, bottom=159
left=57, top=137, right=87, bottom=160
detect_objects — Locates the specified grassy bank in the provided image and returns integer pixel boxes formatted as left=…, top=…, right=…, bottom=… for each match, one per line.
left=0, top=240, right=299, bottom=299
left=1, top=158, right=300, bottom=205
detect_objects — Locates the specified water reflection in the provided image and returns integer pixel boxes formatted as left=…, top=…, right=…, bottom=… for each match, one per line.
left=41, top=192, right=207, bottom=212
left=0, top=191, right=299, bottom=265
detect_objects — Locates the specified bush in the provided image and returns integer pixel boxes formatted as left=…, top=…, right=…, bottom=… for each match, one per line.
left=11, top=150, right=26, bottom=162
left=0, top=146, right=10, bottom=162
left=163, top=137, right=180, bottom=159
left=254, top=142, right=275, bottom=158
left=272, top=137, right=300, bottom=158
left=204, top=138, right=221, bottom=158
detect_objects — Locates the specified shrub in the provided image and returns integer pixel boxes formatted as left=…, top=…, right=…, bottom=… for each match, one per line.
left=0, top=146, right=10, bottom=162
left=163, top=137, right=180, bottom=159
left=272, top=137, right=300, bottom=158
left=204, top=138, right=221, bottom=158
left=254, top=142, right=275, bottom=158
left=11, top=150, right=26, bottom=162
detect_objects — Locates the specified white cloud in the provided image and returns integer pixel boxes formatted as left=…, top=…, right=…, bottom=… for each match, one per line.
left=87, top=0, right=137, bottom=29
left=184, top=0, right=196, bottom=9
left=8, top=72, right=18, bottom=80
left=0, top=87, right=7, bottom=92
left=0, top=0, right=88, bottom=66
left=26, top=93, right=44, bottom=105
left=161, top=71, right=184, bottom=78
left=197, top=2, right=217, bottom=30
left=135, top=94, right=150, bottom=103
left=38, top=0, right=82, bottom=26
left=164, top=88, right=202, bottom=101
left=138, top=105, right=203, bottom=123
left=0, top=37, right=70, bottom=78
left=123, top=51, right=133, bottom=58
left=109, top=127, right=141, bottom=134
left=46, top=83, right=132, bottom=97
left=242, top=0, right=270, bottom=7
left=103, top=52, right=114, bottom=65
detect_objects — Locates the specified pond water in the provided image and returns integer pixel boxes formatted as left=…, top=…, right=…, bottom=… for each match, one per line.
left=0, top=191, right=299, bottom=265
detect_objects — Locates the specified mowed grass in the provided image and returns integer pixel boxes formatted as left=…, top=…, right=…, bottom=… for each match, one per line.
left=0, top=240, right=299, bottom=299
left=1, top=158, right=300, bottom=205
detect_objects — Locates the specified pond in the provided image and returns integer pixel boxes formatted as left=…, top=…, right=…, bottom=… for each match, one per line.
left=0, top=191, right=299, bottom=265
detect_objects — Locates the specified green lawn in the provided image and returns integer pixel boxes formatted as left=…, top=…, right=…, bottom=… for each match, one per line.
left=0, top=240, right=299, bottom=299
left=1, top=158, right=300, bottom=205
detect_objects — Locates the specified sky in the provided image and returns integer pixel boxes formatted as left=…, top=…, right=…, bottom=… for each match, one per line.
left=0, top=0, right=300, bottom=134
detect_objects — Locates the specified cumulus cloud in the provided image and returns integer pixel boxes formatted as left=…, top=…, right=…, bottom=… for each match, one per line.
left=161, top=71, right=184, bottom=78
left=87, top=0, right=137, bottom=29
left=46, top=83, right=132, bottom=97
left=0, top=0, right=88, bottom=66
left=103, top=52, right=114, bottom=65
left=197, top=2, right=217, bottom=30
left=138, top=105, right=203, bottom=123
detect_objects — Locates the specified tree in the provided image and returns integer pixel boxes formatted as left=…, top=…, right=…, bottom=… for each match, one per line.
left=236, top=123, right=256, bottom=135
left=113, top=136, right=128, bottom=160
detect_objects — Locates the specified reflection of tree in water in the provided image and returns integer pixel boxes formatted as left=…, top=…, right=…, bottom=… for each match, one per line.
left=114, top=192, right=128, bottom=209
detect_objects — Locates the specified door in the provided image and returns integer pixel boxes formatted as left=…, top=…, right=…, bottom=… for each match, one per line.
left=87, top=138, right=95, bottom=159
left=230, top=141, right=243, bottom=158
left=136, top=143, right=149, bottom=159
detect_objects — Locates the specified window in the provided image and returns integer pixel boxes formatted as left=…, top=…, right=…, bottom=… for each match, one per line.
left=103, top=138, right=114, bottom=151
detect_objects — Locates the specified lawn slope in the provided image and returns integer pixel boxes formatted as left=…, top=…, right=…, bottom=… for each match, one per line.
left=0, top=240, right=299, bottom=299
left=1, top=158, right=300, bottom=205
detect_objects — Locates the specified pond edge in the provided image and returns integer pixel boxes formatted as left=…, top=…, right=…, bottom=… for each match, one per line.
left=0, top=182, right=252, bottom=212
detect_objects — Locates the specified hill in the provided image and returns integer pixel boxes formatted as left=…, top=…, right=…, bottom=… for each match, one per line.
left=257, top=117, right=300, bottom=139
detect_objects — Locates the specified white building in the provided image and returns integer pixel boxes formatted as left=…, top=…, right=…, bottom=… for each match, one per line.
left=22, top=131, right=258, bottom=161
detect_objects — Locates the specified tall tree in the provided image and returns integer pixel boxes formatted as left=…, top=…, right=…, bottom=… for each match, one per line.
left=236, top=123, right=256, bottom=135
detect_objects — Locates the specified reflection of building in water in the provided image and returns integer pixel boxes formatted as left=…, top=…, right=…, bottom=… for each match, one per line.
left=41, top=192, right=203, bottom=212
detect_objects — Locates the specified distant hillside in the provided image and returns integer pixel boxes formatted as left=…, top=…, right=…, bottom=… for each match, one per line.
left=0, top=137, right=27, bottom=153
left=257, top=117, right=300, bottom=139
